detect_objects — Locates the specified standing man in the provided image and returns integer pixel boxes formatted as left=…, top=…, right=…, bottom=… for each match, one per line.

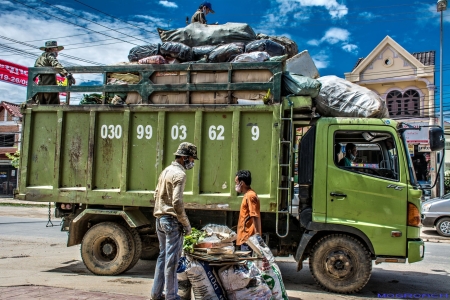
left=191, top=1, right=215, bottom=24
left=34, top=41, right=75, bottom=104
left=235, top=170, right=262, bottom=251
left=151, top=142, right=198, bottom=300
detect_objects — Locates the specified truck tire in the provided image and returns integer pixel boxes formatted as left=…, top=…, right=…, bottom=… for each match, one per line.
left=309, top=234, right=372, bottom=294
left=124, top=227, right=143, bottom=272
left=81, top=222, right=135, bottom=275
left=140, top=241, right=160, bottom=260
left=436, top=217, right=450, bottom=237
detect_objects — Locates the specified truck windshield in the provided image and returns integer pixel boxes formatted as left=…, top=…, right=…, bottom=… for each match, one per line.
left=401, top=132, right=418, bottom=186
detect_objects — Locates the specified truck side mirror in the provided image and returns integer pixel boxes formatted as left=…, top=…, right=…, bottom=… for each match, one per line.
left=429, top=128, right=445, bottom=151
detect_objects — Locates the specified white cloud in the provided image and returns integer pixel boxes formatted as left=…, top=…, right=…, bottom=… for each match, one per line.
left=311, top=51, right=330, bottom=69
left=307, top=39, right=320, bottom=46
left=342, top=43, right=358, bottom=54
left=285, top=0, right=348, bottom=19
left=307, top=27, right=358, bottom=55
left=0, top=0, right=161, bottom=104
left=320, top=27, right=350, bottom=44
left=359, top=12, right=377, bottom=20
left=158, top=1, right=178, bottom=8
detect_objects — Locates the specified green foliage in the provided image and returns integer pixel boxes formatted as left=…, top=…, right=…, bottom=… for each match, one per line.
left=5, top=150, right=20, bottom=169
left=182, top=228, right=206, bottom=253
left=79, top=93, right=104, bottom=105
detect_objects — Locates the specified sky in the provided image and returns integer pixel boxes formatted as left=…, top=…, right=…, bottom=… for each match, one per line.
left=0, top=0, right=449, bottom=114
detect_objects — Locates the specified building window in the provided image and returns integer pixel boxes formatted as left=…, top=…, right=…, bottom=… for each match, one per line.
left=0, top=134, right=15, bottom=147
left=386, top=89, right=420, bottom=117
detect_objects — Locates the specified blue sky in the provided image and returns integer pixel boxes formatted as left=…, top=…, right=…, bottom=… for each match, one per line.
left=0, top=0, right=449, bottom=114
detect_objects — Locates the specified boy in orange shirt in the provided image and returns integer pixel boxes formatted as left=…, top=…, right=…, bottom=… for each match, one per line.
left=235, top=170, right=262, bottom=250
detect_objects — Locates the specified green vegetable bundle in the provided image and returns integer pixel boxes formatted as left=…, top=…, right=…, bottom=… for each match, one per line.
left=183, top=228, right=206, bottom=253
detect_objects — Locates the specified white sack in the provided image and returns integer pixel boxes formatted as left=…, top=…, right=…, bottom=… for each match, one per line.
left=315, top=76, right=389, bottom=118
left=185, top=259, right=227, bottom=300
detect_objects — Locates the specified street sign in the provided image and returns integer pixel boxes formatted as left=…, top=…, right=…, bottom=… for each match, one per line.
left=403, top=122, right=429, bottom=144
left=418, top=145, right=431, bottom=152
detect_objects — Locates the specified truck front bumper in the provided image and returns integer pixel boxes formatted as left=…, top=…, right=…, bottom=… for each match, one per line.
left=407, top=239, right=425, bottom=263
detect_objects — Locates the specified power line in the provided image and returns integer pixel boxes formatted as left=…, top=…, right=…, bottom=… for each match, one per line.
left=0, top=35, right=104, bottom=66
left=37, top=0, right=155, bottom=45
left=10, top=0, right=142, bottom=49
left=73, top=0, right=160, bottom=37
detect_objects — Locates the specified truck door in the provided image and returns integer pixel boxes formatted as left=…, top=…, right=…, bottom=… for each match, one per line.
left=326, top=126, right=408, bottom=257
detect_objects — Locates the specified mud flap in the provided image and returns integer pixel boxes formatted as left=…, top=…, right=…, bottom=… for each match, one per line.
left=407, top=240, right=424, bottom=263
left=295, top=230, right=316, bottom=271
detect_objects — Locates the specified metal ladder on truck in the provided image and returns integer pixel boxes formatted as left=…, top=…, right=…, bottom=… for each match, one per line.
left=275, top=97, right=294, bottom=238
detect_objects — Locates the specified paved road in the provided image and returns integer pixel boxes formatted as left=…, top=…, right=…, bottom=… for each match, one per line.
left=0, top=214, right=449, bottom=300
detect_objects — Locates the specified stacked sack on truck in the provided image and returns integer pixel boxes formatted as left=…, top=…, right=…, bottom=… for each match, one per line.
left=122, top=22, right=300, bottom=105
left=177, top=224, right=289, bottom=300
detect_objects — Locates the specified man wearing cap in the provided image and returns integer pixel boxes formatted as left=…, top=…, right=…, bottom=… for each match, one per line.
left=191, top=2, right=215, bottom=24
left=151, top=142, right=198, bottom=300
left=33, top=41, right=76, bottom=104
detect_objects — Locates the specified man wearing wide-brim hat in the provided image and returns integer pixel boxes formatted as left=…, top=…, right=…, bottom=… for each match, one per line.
left=33, top=41, right=75, bottom=104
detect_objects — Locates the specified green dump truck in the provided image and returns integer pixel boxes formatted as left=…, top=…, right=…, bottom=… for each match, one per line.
left=18, top=62, right=445, bottom=293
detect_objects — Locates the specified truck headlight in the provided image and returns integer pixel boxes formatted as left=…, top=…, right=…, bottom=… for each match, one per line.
left=422, top=203, right=432, bottom=212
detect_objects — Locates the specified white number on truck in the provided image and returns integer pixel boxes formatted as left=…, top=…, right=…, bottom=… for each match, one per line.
left=209, top=125, right=225, bottom=140
left=101, top=125, right=122, bottom=139
left=251, top=126, right=259, bottom=141
left=137, top=125, right=153, bottom=139
left=171, top=125, right=187, bottom=140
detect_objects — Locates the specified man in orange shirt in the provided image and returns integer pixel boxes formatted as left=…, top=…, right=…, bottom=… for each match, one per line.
left=235, top=170, right=262, bottom=250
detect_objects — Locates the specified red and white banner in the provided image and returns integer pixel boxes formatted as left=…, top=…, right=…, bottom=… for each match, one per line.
left=0, top=59, right=29, bottom=87
left=0, top=59, right=67, bottom=95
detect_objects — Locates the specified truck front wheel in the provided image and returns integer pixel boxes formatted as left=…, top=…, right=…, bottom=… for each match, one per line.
left=81, top=222, right=135, bottom=275
left=309, top=234, right=372, bottom=294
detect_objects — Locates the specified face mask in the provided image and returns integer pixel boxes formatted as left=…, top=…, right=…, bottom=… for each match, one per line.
left=49, top=52, right=58, bottom=58
left=184, top=158, right=194, bottom=170
left=349, top=154, right=356, bottom=161
left=235, top=182, right=242, bottom=193
left=203, top=7, right=209, bottom=15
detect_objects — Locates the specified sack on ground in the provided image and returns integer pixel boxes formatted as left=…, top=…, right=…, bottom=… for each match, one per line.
left=208, top=43, right=244, bottom=63
left=138, top=55, right=166, bottom=65
left=316, top=75, right=389, bottom=118
left=185, top=258, right=227, bottom=300
left=256, top=33, right=298, bottom=58
left=261, top=263, right=289, bottom=300
left=231, top=51, right=270, bottom=63
left=158, top=23, right=256, bottom=47
left=160, top=42, right=193, bottom=62
left=282, top=72, right=322, bottom=98
left=177, top=257, right=192, bottom=300
left=245, top=39, right=286, bottom=57
left=193, top=45, right=218, bottom=61
left=219, top=262, right=272, bottom=300
left=128, top=44, right=160, bottom=62
left=246, top=234, right=274, bottom=263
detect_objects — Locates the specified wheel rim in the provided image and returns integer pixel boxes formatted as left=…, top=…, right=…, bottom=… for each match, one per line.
left=93, top=237, right=118, bottom=262
left=324, top=249, right=355, bottom=279
left=439, top=220, right=450, bottom=235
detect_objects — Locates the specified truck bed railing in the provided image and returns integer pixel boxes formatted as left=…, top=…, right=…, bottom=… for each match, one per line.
left=27, top=62, right=283, bottom=105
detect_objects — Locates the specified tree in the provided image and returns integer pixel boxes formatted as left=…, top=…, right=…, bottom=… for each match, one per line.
left=5, top=150, right=20, bottom=169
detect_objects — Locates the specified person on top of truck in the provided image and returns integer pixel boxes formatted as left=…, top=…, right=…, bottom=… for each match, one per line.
left=339, top=143, right=357, bottom=167
left=33, top=41, right=75, bottom=104
left=151, top=142, right=199, bottom=300
left=235, top=170, right=262, bottom=251
left=191, top=1, right=215, bottom=24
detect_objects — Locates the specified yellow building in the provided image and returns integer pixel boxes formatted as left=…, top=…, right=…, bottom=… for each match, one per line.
left=345, top=36, right=437, bottom=196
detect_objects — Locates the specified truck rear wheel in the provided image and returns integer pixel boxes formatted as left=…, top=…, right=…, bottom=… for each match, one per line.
left=309, top=234, right=372, bottom=294
left=124, top=227, right=143, bottom=271
left=81, top=222, right=135, bottom=275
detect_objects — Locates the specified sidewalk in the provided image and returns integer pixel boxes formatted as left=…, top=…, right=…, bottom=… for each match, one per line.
left=0, top=285, right=147, bottom=300
left=0, top=197, right=448, bottom=243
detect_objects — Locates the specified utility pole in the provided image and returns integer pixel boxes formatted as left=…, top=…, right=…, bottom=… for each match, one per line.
left=437, top=0, right=447, bottom=196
